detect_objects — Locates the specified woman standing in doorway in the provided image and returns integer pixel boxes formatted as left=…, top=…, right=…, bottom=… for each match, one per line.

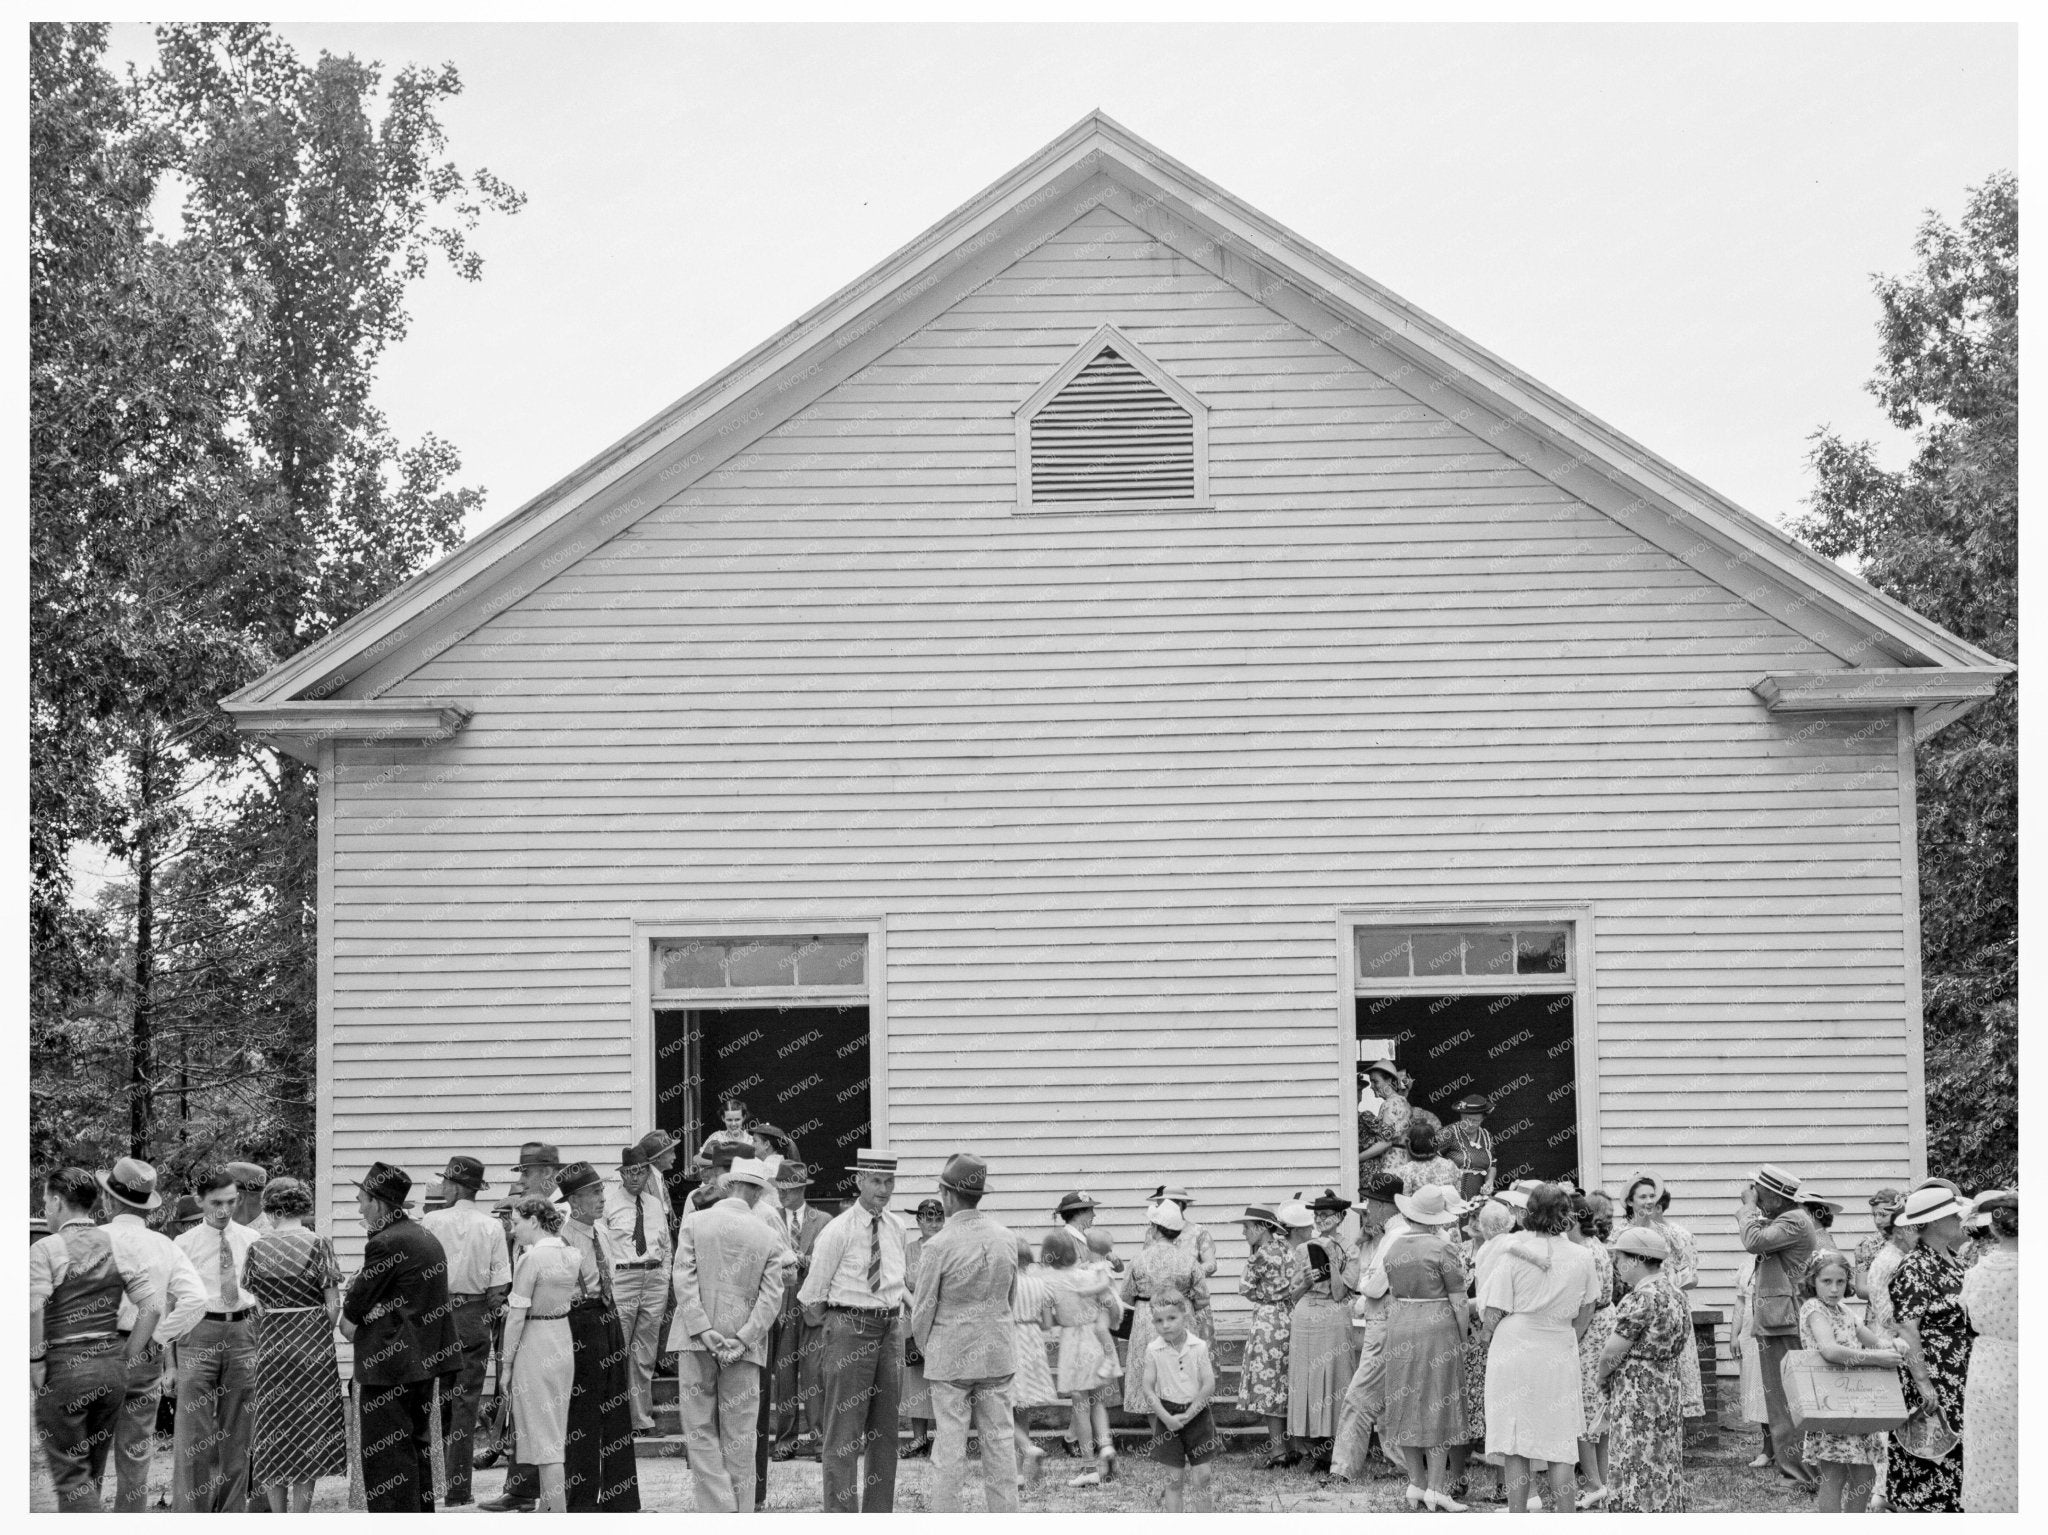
left=1357, top=1061, right=1413, bottom=1185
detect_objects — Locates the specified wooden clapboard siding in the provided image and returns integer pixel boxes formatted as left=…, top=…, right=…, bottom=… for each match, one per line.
left=320, top=203, right=1918, bottom=1320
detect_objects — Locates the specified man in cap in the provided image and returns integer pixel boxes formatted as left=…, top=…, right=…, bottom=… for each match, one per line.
left=911, top=1152, right=1021, bottom=1513
left=1441, top=1096, right=1497, bottom=1201
left=556, top=1160, right=642, bottom=1511
left=761, top=1159, right=831, bottom=1461
left=668, top=1156, right=785, bottom=1510
left=604, top=1143, right=674, bottom=1435
left=476, top=1142, right=565, bottom=1505
left=340, top=1162, right=461, bottom=1513
left=225, top=1161, right=272, bottom=1232
left=171, top=1166, right=260, bottom=1511
left=799, top=1148, right=912, bottom=1512
left=30, top=1167, right=167, bottom=1512
left=418, top=1156, right=510, bottom=1506
left=1738, top=1164, right=1820, bottom=1488
left=95, top=1158, right=207, bottom=1511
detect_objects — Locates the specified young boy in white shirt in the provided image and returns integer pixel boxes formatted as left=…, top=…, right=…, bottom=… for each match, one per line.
left=1140, top=1289, right=1218, bottom=1511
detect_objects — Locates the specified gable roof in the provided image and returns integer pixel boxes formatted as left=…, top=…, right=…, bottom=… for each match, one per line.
left=224, top=110, right=2010, bottom=754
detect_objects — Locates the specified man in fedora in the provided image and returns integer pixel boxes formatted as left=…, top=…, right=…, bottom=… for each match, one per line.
left=604, top=1143, right=674, bottom=1435
left=799, top=1147, right=911, bottom=1512
left=912, top=1151, right=1020, bottom=1513
left=96, top=1158, right=207, bottom=1511
left=225, top=1161, right=272, bottom=1232
left=761, top=1159, right=831, bottom=1464
left=418, top=1155, right=510, bottom=1506
left=668, top=1156, right=785, bottom=1510
left=557, top=1160, right=642, bottom=1511
left=476, top=1141, right=566, bottom=1505
left=630, top=1127, right=684, bottom=1239
left=341, top=1162, right=461, bottom=1513
left=1738, top=1163, right=1820, bottom=1488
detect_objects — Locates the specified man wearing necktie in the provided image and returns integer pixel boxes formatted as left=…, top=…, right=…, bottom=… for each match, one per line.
left=759, top=1160, right=832, bottom=1461
left=558, top=1161, right=643, bottom=1512
left=798, top=1148, right=910, bottom=1512
left=602, top=1144, right=673, bottom=1436
left=171, top=1168, right=260, bottom=1511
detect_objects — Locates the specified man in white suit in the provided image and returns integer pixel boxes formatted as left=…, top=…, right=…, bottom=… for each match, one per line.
left=667, top=1156, right=785, bottom=1511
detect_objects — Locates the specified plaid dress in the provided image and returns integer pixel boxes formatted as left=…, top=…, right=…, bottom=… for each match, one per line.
left=245, top=1226, right=348, bottom=1485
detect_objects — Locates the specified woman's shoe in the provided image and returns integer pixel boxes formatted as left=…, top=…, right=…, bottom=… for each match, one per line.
left=1272, top=1449, right=1305, bottom=1470
left=1573, top=1486, right=1609, bottom=1510
left=1405, top=1483, right=1428, bottom=1509
left=1067, top=1469, right=1103, bottom=1488
left=1746, top=1452, right=1771, bottom=1469
left=900, top=1436, right=932, bottom=1459
left=1426, top=1489, right=1470, bottom=1512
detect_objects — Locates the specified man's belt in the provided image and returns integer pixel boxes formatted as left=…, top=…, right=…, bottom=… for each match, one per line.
left=204, top=1306, right=258, bottom=1322
left=824, top=1303, right=898, bottom=1318
left=611, top=1258, right=663, bottom=1270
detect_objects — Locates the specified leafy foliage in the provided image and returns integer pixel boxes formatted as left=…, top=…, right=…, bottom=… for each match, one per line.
left=28, top=22, right=519, bottom=1186
left=1793, top=171, right=2017, bottom=1188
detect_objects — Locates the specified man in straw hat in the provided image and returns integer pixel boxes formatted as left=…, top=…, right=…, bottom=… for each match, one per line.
left=912, top=1151, right=1021, bottom=1513
left=604, top=1143, right=674, bottom=1436
left=340, top=1162, right=461, bottom=1512
left=96, top=1158, right=206, bottom=1511
left=417, top=1155, right=509, bottom=1506
left=1737, top=1163, right=1820, bottom=1488
left=668, top=1155, right=784, bottom=1510
left=799, top=1147, right=912, bottom=1512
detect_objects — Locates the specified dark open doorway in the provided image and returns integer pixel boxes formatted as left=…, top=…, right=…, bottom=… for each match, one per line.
left=654, top=1004, right=871, bottom=1207
left=1357, top=993, right=1577, bottom=1187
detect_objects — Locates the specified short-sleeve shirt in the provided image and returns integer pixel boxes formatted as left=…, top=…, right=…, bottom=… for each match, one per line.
left=420, top=1200, right=516, bottom=1295
left=174, top=1219, right=259, bottom=1310
left=1146, top=1332, right=1211, bottom=1403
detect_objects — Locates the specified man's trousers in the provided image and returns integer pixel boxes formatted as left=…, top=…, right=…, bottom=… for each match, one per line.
left=929, top=1374, right=1019, bottom=1513
left=113, top=1342, right=165, bottom=1512
left=1757, top=1333, right=1813, bottom=1481
left=609, top=1264, right=667, bottom=1432
left=172, top=1316, right=257, bottom=1511
left=816, top=1309, right=902, bottom=1512
left=359, top=1375, right=438, bottom=1513
left=676, top=1351, right=762, bottom=1512
left=437, top=1295, right=493, bottom=1503
left=35, top=1339, right=128, bottom=1512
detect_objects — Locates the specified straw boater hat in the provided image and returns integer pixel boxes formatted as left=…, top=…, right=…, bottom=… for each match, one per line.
left=1151, top=1185, right=1196, bottom=1206
left=1394, top=1184, right=1463, bottom=1226
left=97, top=1157, right=164, bottom=1212
left=1751, top=1165, right=1801, bottom=1202
left=1896, top=1185, right=1970, bottom=1226
left=1241, top=1203, right=1285, bottom=1232
left=1147, top=1199, right=1186, bottom=1234
left=1613, top=1226, right=1672, bottom=1261
left=848, top=1148, right=899, bottom=1176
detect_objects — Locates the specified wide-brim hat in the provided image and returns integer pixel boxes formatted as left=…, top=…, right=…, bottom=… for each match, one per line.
left=1241, top=1204, right=1284, bottom=1231
left=724, top=1157, right=774, bottom=1190
left=441, top=1156, right=489, bottom=1191
left=555, top=1160, right=603, bottom=1198
left=633, top=1129, right=680, bottom=1162
left=97, top=1158, right=163, bottom=1212
left=1147, top=1199, right=1186, bottom=1234
left=225, top=1160, right=269, bottom=1191
left=1308, top=1188, right=1352, bottom=1214
left=1055, top=1190, right=1098, bottom=1217
left=1613, top=1226, right=1672, bottom=1261
left=1276, top=1200, right=1314, bottom=1229
left=354, top=1161, right=415, bottom=1208
left=1793, top=1182, right=1843, bottom=1215
left=775, top=1160, right=813, bottom=1188
left=620, top=1145, right=652, bottom=1170
left=1751, top=1165, right=1801, bottom=1202
left=1395, top=1185, right=1462, bottom=1225
left=1972, top=1189, right=2017, bottom=1213
left=848, top=1148, right=899, bottom=1176
left=1363, top=1058, right=1403, bottom=1081
left=938, top=1152, right=988, bottom=1196
left=1492, top=1189, right=1531, bottom=1212
left=1897, top=1185, right=1969, bottom=1226
left=1451, top=1095, right=1490, bottom=1115
left=512, top=1142, right=563, bottom=1172
left=705, top=1139, right=756, bottom=1170
left=1150, top=1184, right=1196, bottom=1206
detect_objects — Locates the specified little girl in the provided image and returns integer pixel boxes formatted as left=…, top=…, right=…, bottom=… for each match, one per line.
left=1008, top=1237, right=1062, bottom=1488
left=1797, top=1249, right=1905, bottom=1513
left=1042, top=1227, right=1123, bottom=1487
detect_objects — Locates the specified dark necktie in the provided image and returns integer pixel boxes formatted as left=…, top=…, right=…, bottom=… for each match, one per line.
left=220, top=1228, right=241, bottom=1310
left=868, top=1214, right=883, bottom=1297
left=633, top=1195, right=646, bottom=1257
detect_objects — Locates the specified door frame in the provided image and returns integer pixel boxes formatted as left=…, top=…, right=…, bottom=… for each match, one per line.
left=629, top=916, right=890, bottom=1146
left=1333, top=902, right=1599, bottom=1194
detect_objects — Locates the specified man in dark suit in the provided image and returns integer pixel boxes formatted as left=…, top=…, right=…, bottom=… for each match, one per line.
left=756, top=1159, right=832, bottom=1504
left=340, top=1162, right=461, bottom=1513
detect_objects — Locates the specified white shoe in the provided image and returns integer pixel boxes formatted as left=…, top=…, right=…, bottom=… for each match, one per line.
left=1426, top=1489, right=1469, bottom=1512
left=1067, top=1470, right=1103, bottom=1488
left=1405, top=1483, right=1428, bottom=1509
left=1527, top=1493, right=1543, bottom=1511
left=1574, top=1486, right=1609, bottom=1510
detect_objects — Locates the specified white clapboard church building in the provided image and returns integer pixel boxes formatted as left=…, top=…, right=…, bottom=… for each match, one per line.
left=227, top=113, right=2008, bottom=1328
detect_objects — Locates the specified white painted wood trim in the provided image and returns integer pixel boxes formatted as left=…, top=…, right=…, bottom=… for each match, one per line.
left=1012, top=322, right=1210, bottom=512
left=316, top=741, right=336, bottom=1239
left=1896, top=709, right=1928, bottom=1181
left=869, top=915, right=891, bottom=1148
left=1753, top=668, right=2006, bottom=714
left=1334, top=910, right=1358, bottom=1195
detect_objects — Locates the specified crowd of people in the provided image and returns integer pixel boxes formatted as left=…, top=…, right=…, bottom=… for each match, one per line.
left=29, top=1086, right=2020, bottom=1515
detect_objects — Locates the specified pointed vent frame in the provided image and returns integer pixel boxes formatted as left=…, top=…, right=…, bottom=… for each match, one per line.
left=1014, top=325, right=1209, bottom=512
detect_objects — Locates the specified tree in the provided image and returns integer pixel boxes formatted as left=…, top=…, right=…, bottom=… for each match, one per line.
left=1795, top=171, right=2017, bottom=1188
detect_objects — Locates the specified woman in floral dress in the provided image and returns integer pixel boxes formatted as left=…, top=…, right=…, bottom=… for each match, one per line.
left=1238, top=1206, right=1298, bottom=1466
left=1595, top=1227, right=1689, bottom=1513
left=244, top=1178, right=348, bottom=1511
left=1397, top=1115, right=1461, bottom=1197
left=1357, top=1062, right=1413, bottom=1185
left=1121, top=1202, right=1211, bottom=1417
left=1796, top=1251, right=1901, bottom=1512
left=1887, top=1186, right=1973, bottom=1512
left=1569, top=1193, right=1617, bottom=1506
left=1619, top=1173, right=1704, bottom=1418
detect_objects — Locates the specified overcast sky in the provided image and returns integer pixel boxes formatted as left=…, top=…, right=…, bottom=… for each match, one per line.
left=105, top=22, right=2015, bottom=543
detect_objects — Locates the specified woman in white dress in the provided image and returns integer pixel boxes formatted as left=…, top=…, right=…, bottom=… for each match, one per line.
left=1960, top=1193, right=2017, bottom=1511
left=1478, top=1183, right=1600, bottom=1514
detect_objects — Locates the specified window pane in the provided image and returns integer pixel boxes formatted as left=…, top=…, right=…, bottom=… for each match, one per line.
left=1516, top=928, right=1569, bottom=975
left=794, top=935, right=866, bottom=987
left=726, top=938, right=797, bottom=987
left=659, top=940, right=726, bottom=990
left=1413, top=931, right=1463, bottom=976
left=1464, top=930, right=1514, bottom=976
left=1356, top=930, right=1410, bottom=979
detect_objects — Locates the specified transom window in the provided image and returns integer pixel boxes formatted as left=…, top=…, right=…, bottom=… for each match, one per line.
left=1354, top=924, right=1571, bottom=987
left=654, top=934, right=867, bottom=998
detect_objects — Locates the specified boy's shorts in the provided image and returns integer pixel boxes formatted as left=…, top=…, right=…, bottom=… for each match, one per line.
left=1149, top=1399, right=1221, bottom=1467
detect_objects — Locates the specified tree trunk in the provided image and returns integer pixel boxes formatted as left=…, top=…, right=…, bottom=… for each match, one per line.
left=129, top=739, right=155, bottom=1158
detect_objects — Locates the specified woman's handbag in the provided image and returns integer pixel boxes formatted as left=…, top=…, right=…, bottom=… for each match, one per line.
left=1894, top=1405, right=1960, bottom=1461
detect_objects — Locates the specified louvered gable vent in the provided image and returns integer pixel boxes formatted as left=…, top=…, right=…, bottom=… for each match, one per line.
left=1016, top=327, right=1207, bottom=510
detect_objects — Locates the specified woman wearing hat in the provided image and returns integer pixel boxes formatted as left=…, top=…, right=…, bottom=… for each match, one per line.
left=899, top=1197, right=947, bottom=1459
left=1884, top=1184, right=1972, bottom=1511
left=1960, top=1191, right=2016, bottom=1511
left=1393, top=1114, right=1460, bottom=1197
left=243, top=1178, right=347, bottom=1511
left=1151, top=1185, right=1219, bottom=1278
left=1618, top=1173, right=1705, bottom=1420
left=1287, top=1231, right=1356, bottom=1469
left=1357, top=1061, right=1414, bottom=1184
left=1122, top=1201, right=1212, bottom=1424
left=1594, top=1225, right=1690, bottom=1512
left=1442, top=1096, right=1496, bottom=1201
left=1237, top=1205, right=1299, bottom=1467
left=1367, top=1184, right=1470, bottom=1509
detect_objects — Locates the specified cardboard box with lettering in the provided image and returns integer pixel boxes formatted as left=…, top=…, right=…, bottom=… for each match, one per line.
left=1780, top=1348, right=1910, bottom=1435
